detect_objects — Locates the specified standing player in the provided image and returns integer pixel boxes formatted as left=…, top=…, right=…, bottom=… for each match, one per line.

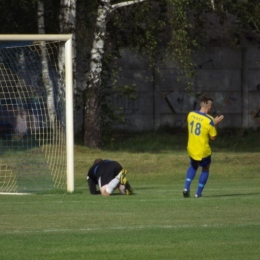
left=87, top=158, right=133, bottom=196
left=183, top=96, right=224, bottom=198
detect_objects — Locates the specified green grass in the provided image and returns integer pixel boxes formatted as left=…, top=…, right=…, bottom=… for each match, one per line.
left=1, top=129, right=260, bottom=260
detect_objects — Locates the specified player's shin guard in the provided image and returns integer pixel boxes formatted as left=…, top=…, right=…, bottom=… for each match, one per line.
left=196, top=171, right=209, bottom=196
left=184, top=165, right=197, bottom=190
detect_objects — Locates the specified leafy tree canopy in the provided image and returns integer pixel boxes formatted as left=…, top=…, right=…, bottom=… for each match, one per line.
left=0, top=0, right=60, bottom=34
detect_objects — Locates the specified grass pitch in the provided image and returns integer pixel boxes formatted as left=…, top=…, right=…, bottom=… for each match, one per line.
left=1, top=130, right=260, bottom=260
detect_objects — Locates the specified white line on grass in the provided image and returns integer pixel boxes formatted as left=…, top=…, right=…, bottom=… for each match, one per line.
left=0, top=193, right=32, bottom=195
left=3, top=222, right=260, bottom=235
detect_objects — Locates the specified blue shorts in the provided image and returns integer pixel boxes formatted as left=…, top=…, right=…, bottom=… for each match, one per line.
left=190, top=155, right=211, bottom=168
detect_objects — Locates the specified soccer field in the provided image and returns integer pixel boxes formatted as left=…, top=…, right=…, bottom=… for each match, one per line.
left=1, top=143, right=260, bottom=260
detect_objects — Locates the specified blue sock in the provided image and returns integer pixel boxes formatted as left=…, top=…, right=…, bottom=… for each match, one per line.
left=184, top=165, right=197, bottom=190
left=196, top=171, right=209, bottom=196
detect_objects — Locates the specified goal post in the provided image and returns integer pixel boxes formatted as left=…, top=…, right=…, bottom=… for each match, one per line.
left=0, top=34, right=74, bottom=193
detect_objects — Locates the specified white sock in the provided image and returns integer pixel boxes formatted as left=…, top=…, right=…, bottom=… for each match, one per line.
left=105, top=178, right=120, bottom=194
left=120, top=184, right=126, bottom=194
left=116, top=170, right=123, bottom=179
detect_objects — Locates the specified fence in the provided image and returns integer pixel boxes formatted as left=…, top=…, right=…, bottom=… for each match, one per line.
left=112, top=46, right=260, bottom=131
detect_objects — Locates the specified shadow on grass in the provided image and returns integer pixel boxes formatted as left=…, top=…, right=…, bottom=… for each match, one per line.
left=207, top=192, right=260, bottom=198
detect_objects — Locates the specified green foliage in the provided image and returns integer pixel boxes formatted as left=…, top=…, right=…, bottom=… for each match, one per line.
left=99, top=0, right=208, bottom=138
left=0, top=0, right=61, bottom=34
left=0, top=0, right=38, bottom=33
left=108, top=0, right=212, bottom=91
left=211, top=0, right=260, bottom=41
left=98, top=0, right=260, bottom=141
left=100, top=44, right=138, bottom=144
left=217, top=0, right=260, bottom=29
left=110, top=1, right=168, bottom=67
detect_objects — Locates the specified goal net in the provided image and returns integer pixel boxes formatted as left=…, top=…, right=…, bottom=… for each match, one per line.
left=0, top=35, right=74, bottom=193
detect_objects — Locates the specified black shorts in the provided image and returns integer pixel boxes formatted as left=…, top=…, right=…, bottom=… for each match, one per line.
left=98, top=171, right=117, bottom=188
left=95, top=161, right=122, bottom=188
left=190, top=155, right=211, bottom=168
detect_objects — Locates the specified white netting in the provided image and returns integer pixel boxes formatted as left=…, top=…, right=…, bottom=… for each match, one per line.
left=0, top=41, right=67, bottom=193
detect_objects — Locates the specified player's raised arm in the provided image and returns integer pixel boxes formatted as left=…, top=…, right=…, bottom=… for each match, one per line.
left=210, top=115, right=224, bottom=140
left=214, top=115, right=224, bottom=125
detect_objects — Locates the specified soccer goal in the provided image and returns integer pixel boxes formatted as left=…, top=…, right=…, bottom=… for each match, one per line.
left=0, top=35, right=74, bottom=194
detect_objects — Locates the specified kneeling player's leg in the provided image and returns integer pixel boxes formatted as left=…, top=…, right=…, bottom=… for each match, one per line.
left=104, top=178, right=120, bottom=195
left=98, top=177, right=111, bottom=196
left=118, top=184, right=126, bottom=194
left=100, top=180, right=119, bottom=196
left=99, top=172, right=123, bottom=196
left=100, top=185, right=111, bottom=196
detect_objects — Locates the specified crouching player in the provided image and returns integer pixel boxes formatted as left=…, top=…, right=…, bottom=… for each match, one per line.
left=87, top=158, right=133, bottom=196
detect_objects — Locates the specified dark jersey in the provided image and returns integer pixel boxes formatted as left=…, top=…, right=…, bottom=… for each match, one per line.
left=87, top=160, right=123, bottom=194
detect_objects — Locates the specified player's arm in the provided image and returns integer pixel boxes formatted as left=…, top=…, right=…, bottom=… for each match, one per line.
left=210, top=115, right=224, bottom=140
left=87, top=176, right=101, bottom=195
left=209, top=120, right=218, bottom=140
left=214, top=115, right=224, bottom=125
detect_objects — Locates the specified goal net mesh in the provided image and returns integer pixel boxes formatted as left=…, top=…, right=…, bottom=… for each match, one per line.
left=0, top=41, right=67, bottom=193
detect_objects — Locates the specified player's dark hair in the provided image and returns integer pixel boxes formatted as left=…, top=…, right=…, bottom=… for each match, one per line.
left=93, top=158, right=103, bottom=165
left=200, top=96, right=213, bottom=104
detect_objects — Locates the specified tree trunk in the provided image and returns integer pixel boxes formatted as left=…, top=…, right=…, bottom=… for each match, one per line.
left=84, top=0, right=148, bottom=147
left=84, top=85, right=101, bottom=147
left=59, top=0, right=77, bottom=72
left=59, top=0, right=77, bottom=122
left=38, top=1, right=56, bottom=127
left=84, top=1, right=110, bottom=148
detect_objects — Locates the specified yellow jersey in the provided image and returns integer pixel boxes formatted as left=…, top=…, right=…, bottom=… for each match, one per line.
left=187, top=111, right=217, bottom=160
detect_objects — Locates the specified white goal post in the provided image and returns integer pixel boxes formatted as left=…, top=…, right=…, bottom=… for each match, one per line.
left=0, top=34, right=74, bottom=193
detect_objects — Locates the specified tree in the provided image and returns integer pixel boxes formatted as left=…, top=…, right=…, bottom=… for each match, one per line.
left=1, top=0, right=259, bottom=148
left=37, top=0, right=77, bottom=128
left=84, top=0, right=148, bottom=148
left=83, top=0, right=213, bottom=147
